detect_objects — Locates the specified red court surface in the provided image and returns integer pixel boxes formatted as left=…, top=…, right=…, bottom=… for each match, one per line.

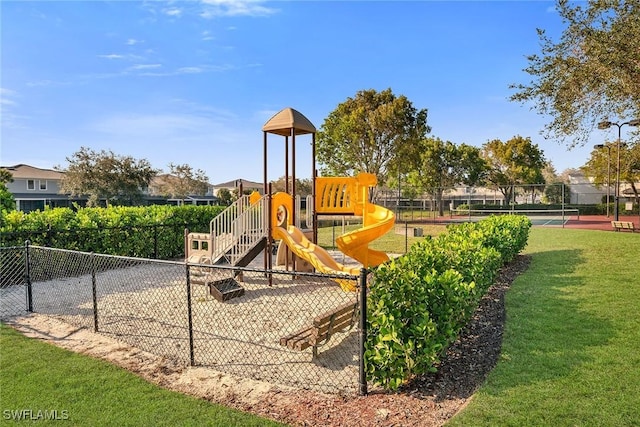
left=563, top=214, right=639, bottom=232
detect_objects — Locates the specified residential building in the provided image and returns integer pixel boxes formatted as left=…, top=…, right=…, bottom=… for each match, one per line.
left=1, top=164, right=222, bottom=212
left=212, top=179, right=263, bottom=197
left=1, top=164, right=80, bottom=213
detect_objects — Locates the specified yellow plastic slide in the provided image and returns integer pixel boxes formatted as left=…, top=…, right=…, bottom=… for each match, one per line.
left=272, top=225, right=361, bottom=291
left=269, top=171, right=395, bottom=291
left=336, top=202, right=395, bottom=267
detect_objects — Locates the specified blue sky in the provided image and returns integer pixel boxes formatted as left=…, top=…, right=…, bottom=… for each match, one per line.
left=1, top=0, right=603, bottom=185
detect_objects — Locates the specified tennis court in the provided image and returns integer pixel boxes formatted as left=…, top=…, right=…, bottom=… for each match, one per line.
left=450, top=208, right=580, bottom=227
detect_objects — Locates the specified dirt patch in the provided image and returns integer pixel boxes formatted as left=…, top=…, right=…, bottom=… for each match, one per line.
left=5, top=255, right=530, bottom=427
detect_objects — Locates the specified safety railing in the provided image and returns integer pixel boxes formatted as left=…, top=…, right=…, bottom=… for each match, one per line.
left=315, top=176, right=359, bottom=215
left=208, top=195, right=250, bottom=263
left=226, top=195, right=268, bottom=265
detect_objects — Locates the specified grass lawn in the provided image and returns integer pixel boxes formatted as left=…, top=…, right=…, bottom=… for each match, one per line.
left=448, top=228, right=640, bottom=426
left=2, top=225, right=638, bottom=426
left=0, top=325, right=283, bottom=426
left=316, top=222, right=442, bottom=254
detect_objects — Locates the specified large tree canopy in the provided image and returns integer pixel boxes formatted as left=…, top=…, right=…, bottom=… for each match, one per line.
left=582, top=142, right=640, bottom=203
left=270, top=176, right=312, bottom=196
left=57, top=147, right=158, bottom=207
left=405, top=137, right=487, bottom=215
left=316, top=88, right=430, bottom=185
left=482, top=136, right=547, bottom=205
left=510, top=0, right=640, bottom=148
left=155, top=163, right=209, bottom=204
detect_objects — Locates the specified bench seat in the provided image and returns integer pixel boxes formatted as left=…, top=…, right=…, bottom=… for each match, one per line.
left=279, top=301, right=358, bottom=357
left=611, top=221, right=636, bottom=232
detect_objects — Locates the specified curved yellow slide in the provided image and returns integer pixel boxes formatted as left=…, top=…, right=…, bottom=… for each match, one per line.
left=270, top=184, right=395, bottom=291
left=272, top=225, right=361, bottom=291
left=336, top=202, right=395, bottom=268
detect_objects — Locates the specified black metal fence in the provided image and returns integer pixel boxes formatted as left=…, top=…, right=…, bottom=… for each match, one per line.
left=0, top=222, right=206, bottom=259
left=0, top=244, right=367, bottom=395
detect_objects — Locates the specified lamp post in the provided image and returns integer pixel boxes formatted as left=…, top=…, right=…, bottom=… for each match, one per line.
left=593, top=144, right=611, bottom=217
left=597, top=119, right=640, bottom=221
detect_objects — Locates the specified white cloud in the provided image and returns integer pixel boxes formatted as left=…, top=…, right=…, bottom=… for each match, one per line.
left=98, top=54, right=126, bottom=60
left=126, top=38, right=143, bottom=45
left=202, top=30, right=215, bottom=41
left=135, top=64, right=241, bottom=77
left=199, top=0, right=278, bottom=18
left=176, top=66, right=204, bottom=74
left=0, top=88, right=29, bottom=130
left=0, top=88, right=17, bottom=105
left=164, top=7, right=183, bottom=17
left=130, top=64, right=163, bottom=70
left=97, top=53, right=146, bottom=63
left=0, top=98, right=17, bottom=107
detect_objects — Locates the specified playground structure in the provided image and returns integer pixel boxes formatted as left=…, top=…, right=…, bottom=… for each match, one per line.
left=186, top=108, right=395, bottom=296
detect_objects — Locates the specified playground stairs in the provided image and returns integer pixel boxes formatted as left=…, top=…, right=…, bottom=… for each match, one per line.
left=188, top=194, right=269, bottom=302
left=209, top=194, right=268, bottom=266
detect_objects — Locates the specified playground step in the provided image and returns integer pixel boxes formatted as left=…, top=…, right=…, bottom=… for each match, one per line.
left=230, top=237, right=267, bottom=268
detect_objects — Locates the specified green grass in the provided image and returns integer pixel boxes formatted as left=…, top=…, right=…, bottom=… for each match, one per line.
left=316, top=222, right=444, bottom=254
left=448, top=228, right=640, bottom=426
left=3, top=227, right=638, bottom=426
left=0, top=325, right=283, bottom=426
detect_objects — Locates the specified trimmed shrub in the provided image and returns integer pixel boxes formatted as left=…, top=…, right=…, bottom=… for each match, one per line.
left=0, top=205, right=224, bottom=258
left=365, top=215, right=531, bottom=390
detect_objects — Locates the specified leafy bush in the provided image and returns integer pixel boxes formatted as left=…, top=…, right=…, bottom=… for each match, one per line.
left=365, top=215, right=531, bottom=390
left=0, top=205, right=224, bottom=258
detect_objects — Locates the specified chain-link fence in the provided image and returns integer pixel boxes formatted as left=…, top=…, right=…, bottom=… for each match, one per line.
left=0, top=244, right=366, bottom=395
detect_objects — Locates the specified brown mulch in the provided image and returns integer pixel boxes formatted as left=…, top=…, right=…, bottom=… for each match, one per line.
left=226, top=254, right=532, bottom=427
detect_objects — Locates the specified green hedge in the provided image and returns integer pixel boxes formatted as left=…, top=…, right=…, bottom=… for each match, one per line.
left=0, top=205, right=224, bottom=258
left=365, top=215, right=531, bottom=390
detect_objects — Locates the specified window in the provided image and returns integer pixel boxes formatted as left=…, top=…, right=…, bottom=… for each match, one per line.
left=27, top=180, right=35, bottom=190
left=39, top=180, right=47, bottom=190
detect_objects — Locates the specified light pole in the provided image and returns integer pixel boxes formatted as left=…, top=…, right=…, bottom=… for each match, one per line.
left=593, top=144, right=611, bottom=217
left=597, top=119, right=640, bottom=221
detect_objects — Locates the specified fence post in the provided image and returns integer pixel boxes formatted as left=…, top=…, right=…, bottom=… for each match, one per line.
left=405, top=220, right=408, bottom=253
left=24, top=240, right=33, bottom=313
left=153, top=225, right=159, bottom=259
left=185, top=262, right=195, bottom=366
left=358, top=268, right=368, bottom=396
left=91, top=252, right=99, bottom=332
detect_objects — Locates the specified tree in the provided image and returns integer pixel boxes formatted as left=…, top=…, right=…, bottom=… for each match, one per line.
left=481, top=136, right=547, bottom=205
left=510, top=0, right=640, bottom=148
left=0, top=168, right=15, bottom=212
left=540, top=162, right=570, bottom=205
left=316, top=88, right=430, bottom=188
left=57, top=147, right=158, bottom=207
left=583, top=142, right=640, bottom=205
left=270, top=176, right=312, bottom=196
left=405, top=138, right=487, bottom=216
left=156, top=163, right=210, bottom=205
left=626, top=143, right=640, bottom=205
left=217, top=188, right=233, bottom=206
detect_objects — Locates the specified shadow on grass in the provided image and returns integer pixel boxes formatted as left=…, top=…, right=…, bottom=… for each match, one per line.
left=484, top=248, right=615, bottom=392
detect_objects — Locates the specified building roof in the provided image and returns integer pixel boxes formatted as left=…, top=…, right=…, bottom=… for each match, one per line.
left=213, top=178, right=263, bottom=189
left=1, top=164, right=64, bottom=180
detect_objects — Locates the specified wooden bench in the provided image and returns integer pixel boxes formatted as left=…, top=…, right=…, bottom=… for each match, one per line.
left=611, top=221, right=636, bottom=232
left=279, top=301, right=358, bottom=358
